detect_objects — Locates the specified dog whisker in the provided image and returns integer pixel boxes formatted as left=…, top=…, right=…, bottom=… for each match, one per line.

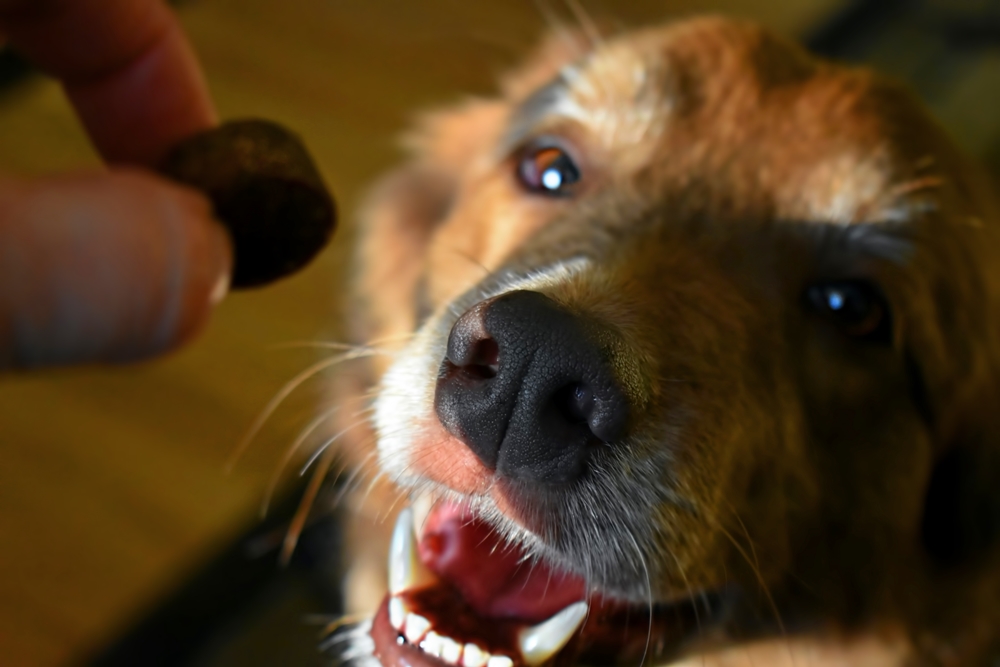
left=716, top=515, right=787, bottom=642
left=269, top=340, right=394, bottom=354
left=281, top=444, right=337, bottom=565
left=562, top=0, right=603, bottom=52
left=279, top=416, right=381, bottom=565
left=624, top=525, right=654, bottom=667
left=261, top=404, right=343, bottom=519
left=299, top=416, right=375, bottom=477
left=328, top=449, right=382, bottom=516
left=443, top=244, right=496, bottom=280
left=226, top=350, right=376, bottom=472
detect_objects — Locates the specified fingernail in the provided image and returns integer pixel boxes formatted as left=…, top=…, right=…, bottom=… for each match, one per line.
left=210, top=269, right=230, bottom=306
left=158, top=210, right=233, bottom=356
left=206, top=221, right=232, bottom=306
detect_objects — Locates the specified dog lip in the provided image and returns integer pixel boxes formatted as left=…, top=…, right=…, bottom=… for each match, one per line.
left=406, top=419, right=494, bottom=495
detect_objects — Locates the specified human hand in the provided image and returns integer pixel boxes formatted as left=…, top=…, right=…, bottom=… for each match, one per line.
left=0, top=0, right=232, bottom=370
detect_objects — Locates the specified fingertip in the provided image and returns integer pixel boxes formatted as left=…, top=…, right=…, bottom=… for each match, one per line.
left=103, top=169, right=234, bottom=363
left=0, top=171, right=233, bottom=369
left=1, top=0, right=217, bottom=166
left=157, top=209, right=232, bottom=357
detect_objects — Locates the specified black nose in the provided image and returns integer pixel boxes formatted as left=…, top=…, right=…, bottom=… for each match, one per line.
left=434, top=290, right=629, bottom=485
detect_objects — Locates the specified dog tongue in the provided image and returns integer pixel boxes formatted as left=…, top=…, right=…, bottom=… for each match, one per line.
left=417, top=503, right=586, bottom=623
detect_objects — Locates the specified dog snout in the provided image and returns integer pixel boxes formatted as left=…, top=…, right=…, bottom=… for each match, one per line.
left=434, top=290, right=629, bottom=485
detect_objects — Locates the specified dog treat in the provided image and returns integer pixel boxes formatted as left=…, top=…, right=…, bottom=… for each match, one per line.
left=159, top=119, right=336, bottom=288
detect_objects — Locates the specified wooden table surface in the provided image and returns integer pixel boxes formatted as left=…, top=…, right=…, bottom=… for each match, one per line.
left=0, top=1, right=838, bottom=664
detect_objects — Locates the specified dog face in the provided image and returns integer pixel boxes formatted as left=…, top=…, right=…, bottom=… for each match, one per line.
left=335, top=17, right=1000, bottom=667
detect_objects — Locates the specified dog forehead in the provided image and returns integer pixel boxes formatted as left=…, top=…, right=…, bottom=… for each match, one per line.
left=510, top=19, right=824, bottom=147
left=502, top=28, right=674, bottom=162
left=509, top=17, right=942, bottom=226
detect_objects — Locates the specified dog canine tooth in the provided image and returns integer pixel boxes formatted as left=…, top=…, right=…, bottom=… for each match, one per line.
left=388, top=507, right=437, bottom=595
left=517, top=601, right=589, bottom=666
left=388, top=595, right=406, bottom=631
left=462, top=643, right=490, bottom=667
left=412, top=492, right=434, bottom=536
left=486, top=656, right=514, bottom=667
left=403, top=613, right=432, bottom=644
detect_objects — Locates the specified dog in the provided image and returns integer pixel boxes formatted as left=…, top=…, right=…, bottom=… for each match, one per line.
left=324, top=16, right=1000, bottom=667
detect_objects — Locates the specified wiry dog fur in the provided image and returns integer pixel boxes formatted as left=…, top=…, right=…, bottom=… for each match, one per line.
left=330, top=16, right=1000, bottom=667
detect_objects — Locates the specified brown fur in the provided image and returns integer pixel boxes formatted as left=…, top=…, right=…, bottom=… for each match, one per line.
left=334, top=17, right=1000, bottom=666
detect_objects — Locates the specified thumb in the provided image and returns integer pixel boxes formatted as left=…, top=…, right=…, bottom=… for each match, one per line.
left=0, top=168, right=232, bottom=369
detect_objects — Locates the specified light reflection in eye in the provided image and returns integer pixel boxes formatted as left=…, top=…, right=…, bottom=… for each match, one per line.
left=827, top=290, right=845, bottom=310
left=541, top=168, right=563, bottom=191
left=518, top=144, right=580, bottom=196
left=805, top=280, right=890, bottom=344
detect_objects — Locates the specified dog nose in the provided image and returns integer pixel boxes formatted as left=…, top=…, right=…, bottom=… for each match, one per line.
left=435, top=290, right=629, bottom=485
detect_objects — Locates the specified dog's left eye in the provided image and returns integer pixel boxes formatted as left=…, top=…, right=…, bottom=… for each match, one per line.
left=805, top=280, right=892, bottom=343
left=518, top=146, right=580, bottom=195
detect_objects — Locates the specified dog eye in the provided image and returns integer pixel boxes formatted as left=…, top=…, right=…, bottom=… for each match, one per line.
left=805, top=281, right=892, bottom=343
left=518, top=146, right=580, bottom=195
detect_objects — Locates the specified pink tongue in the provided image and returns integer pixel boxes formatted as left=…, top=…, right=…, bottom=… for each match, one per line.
left=417, top=503, right=586, bottom=623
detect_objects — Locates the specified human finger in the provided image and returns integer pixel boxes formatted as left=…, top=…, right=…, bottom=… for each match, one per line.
left=0, top=0, right=216, bottom=165
left=0, top=169, right=231, bottom=369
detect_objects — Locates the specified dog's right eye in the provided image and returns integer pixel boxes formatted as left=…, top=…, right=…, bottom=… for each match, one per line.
left=805, top=280, right=893, bottom=344
left=518, top=145, right=580, bottom=196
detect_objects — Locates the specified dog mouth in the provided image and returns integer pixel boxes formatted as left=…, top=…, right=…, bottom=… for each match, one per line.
left=369, top=500, right=722, bottom=667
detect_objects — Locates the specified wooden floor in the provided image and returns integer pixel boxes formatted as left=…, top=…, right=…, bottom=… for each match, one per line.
left=0, top=1, right=839, bottom=664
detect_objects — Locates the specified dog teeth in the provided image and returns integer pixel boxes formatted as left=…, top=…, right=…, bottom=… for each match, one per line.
left=420, top=631, right=446, bottom=658
left=441, top=636, right=463, bottom=663
left=388, top=507, right=437, bottom=595
left=403, top=612, right=431, bottom=644
left=388, top=506, right=575, bottom=667
left=412, top=492, right=434, bottom=534
left=461, top=643, right=490, bottom=667
left=391, top=593, right=512, bottom=667
left=517, top=601, right=588, bottom=666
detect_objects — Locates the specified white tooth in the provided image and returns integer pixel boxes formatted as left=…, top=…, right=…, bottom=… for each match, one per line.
left=462, top=643, right=490, bottom=667
left=412, top=493, right=434, bottom=535
left=486, top=657, right=514, bottom=667
left=388, top=596, right=406, bottom=631
left=420, top=631, right=445, bottom=658
left=441, top=636, right=463, bottom=664
left=403, top=613, right=431, bottom=644
left=517, top=601, right=588, bottom=666
left=389, top=507, right=437, bottom=594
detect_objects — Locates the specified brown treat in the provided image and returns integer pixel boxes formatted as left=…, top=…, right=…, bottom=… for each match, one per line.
left=159, top=119, right=336, bottom=288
